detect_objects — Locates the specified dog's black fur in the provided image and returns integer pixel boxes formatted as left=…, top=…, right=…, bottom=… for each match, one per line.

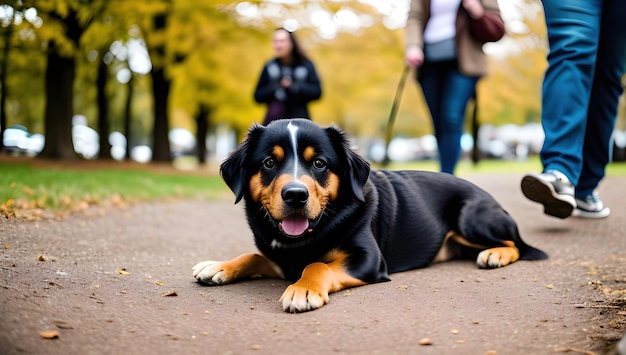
left=193, top=119, right=547, bottom=312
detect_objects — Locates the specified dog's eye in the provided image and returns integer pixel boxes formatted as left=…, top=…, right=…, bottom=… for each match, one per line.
left=262, top=157, right=276, bottom=170
left=313, top=158, right=327, bottom=170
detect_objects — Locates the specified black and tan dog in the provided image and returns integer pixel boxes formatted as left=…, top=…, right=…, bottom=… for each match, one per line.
left=193, top=119, right=547, bottom=313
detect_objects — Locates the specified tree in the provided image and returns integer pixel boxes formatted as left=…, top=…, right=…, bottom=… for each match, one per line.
left=0, top=6, right=13, bottom=153
left=35, top=0, right=102, bottom=159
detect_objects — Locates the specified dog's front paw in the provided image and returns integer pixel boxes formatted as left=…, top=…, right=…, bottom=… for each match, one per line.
left=280, top=283, right=329, bottom=313
left=477, top=247, right=519, bottom=269
left=192, top=260, right=234, bottom=285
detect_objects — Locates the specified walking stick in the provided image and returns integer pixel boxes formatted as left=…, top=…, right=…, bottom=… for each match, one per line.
left=383, top=65, right=411, bottom=166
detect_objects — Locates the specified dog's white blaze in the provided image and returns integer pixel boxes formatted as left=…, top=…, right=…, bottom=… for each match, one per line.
left=287, top=122, right=300, bottom=179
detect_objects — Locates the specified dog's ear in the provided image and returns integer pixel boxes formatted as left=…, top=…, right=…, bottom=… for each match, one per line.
left=346, top=149, right=370, bottom=202
left=326, top=125, right=370, bottom=202
left=220, top=124, right=265, bottom=204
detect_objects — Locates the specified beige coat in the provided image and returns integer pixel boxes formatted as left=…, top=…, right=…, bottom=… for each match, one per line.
left=405, top=0, right=503, bottom=76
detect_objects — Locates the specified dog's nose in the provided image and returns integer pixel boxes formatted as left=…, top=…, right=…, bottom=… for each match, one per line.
left=282, top=182, right=309, bottom=207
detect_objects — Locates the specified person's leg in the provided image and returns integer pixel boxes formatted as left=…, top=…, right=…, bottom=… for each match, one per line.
left=418, top=62, right=445, bottom=166
left=437, top=64, right=478, bottom=174
left=577, top=0, right=626, bottom=199
left=521, top=0, right=603, bottom=218
left=539, top=0, right=603, bottom=184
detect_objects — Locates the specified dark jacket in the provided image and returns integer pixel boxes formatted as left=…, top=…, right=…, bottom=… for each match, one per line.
left=254, top=58, right=322, bottom=124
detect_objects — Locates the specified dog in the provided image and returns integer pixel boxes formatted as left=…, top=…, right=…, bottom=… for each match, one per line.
left=193, top=119, right=547, bottom=313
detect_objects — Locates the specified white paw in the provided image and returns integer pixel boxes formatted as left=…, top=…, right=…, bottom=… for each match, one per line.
left=192, top=260, right=230, bottom=284
left=476, top=248, right=516, bottom=269
left=280, top=284, right=328, bottom=313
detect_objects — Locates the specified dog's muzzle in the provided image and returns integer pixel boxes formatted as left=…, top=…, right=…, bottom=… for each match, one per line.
left=279, top=182, right=311, bottom=237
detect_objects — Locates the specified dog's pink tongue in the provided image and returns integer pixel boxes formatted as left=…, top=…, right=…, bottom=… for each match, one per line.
left=281, top=215, right=309, bottom=237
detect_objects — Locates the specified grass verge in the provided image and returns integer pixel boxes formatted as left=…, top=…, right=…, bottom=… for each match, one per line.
left=0, top=161, right=228, bottom=219
left=2, top=157, right=625, bottom=219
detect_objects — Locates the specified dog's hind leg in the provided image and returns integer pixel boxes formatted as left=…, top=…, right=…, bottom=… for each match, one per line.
left=454, top=199, right=527, bottom=268
left=439, top=231, right=520, bottom=268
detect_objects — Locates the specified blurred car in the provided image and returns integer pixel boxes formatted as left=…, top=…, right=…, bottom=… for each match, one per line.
left=2, top=125, right=45, bottom=156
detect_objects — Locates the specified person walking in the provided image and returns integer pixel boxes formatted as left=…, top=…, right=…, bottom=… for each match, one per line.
left=521, top=0, right=626, bottom=219
left=254, top=28, right=322, bottom=126
left=405, top=0, right=504, bottom=174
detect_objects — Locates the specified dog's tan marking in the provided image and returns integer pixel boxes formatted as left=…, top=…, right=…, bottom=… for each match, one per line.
left=249, top=172, right=264, bottom=202
left=477, top=242, right=519, bottom=269
left=432, top=231, right=484, bottom=263
left=272, top=145, right=284, bottom=162
left=280, top=249, right=366, bottom=313
left=433, top=231, right=519, bottom=268
left=192, top=253, right=284, bottom=285
left=326, top=172, right=340, bottom=201
left=303, top=146, right=315, bottom=162
left=266, top=174, right=293, bottom=218
left=298, top=175, right=323, bottom=217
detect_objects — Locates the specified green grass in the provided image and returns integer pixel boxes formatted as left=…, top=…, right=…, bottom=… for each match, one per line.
left=375, top=156, right=626, bottom=176
left=0, top=161, right=228, bottom=213
left=2, top=156, right=626, bottom=214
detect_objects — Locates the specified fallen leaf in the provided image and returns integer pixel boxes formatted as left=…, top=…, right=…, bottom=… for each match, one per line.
left=155, top=281, right=164, bottom=286
left=397, top=285, right=409, bottom=291
left=162, top=290, right=177, bottom=297
left=451, top=329, right=459, bottom=334
left=38, top=254, right=47, bottom=262
left=3, top=243, right=9, bottom=249
left=545, top=284, right=554, bottom=289
left=39, top=330, right=59, bottom=339
left=117, top=269, right=130, bottom=275
left=418, top=338, right=431, bottom=346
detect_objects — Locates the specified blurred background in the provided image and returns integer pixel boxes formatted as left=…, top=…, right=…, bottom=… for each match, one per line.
left=1, top=0, right=625, bottom=168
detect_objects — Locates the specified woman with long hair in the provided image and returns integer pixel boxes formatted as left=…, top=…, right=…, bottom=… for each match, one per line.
left=254, top=28, right=322, bottom=125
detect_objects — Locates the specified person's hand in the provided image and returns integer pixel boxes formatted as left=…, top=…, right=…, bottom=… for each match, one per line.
left=405, top=46, right=424, bottom=67
left=280, top=77, right=292, bottom=88
left=462, top=0, right=485, bottom=19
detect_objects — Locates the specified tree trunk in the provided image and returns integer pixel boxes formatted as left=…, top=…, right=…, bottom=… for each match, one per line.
left=151, top=66, right=171, bottom=162
left=97, top=56, right=112, bottom=159
left=0, top=13, right=13, bottom=153
left=40, top=42, right=77, bottom=160
left=39, top=9, right=83, bottom=160
left=149, top=13, right=171, bottom=163
left=123, top=72, right=134, bottom=160
left=195, top=105, right=209, bottom=164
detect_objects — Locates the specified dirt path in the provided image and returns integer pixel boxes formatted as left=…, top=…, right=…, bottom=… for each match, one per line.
left=1, top=174, right=624, bottom=355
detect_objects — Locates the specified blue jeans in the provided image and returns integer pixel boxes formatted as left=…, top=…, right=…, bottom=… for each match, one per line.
left=418, top=60, right=479, bottom=174
left=540, top=0, right=626, bottom=199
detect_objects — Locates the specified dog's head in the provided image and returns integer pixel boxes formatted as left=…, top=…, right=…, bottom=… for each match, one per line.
left=220, top=119, right=370, bottom=238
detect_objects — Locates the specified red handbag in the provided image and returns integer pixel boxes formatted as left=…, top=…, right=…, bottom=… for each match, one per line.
left=467, top=11, right=505, bottom=43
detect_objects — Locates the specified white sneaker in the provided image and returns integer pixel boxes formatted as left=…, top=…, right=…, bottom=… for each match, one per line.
left=572, top=191, right=610, bottom=219
left=521, top=170, right=576, bottom=219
